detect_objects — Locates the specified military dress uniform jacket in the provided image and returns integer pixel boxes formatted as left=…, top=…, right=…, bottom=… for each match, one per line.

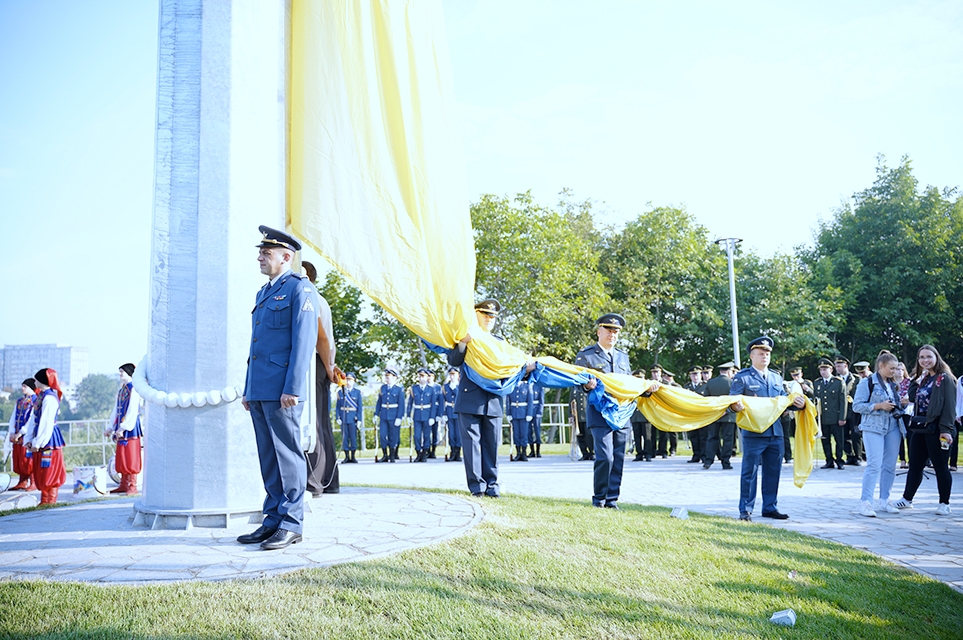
left=244, top=270, right=320, bottom=401
left=336, top=387, right=363, bottom=424
left=813, top=377, right=847, bottom=425
left=704, top=375, right=735, bottom=423
left=442, top=383, right=458, bottom=420
left=375, top=384, right=405, bottom=422
left=575, top=343, right=632, bottom=429
left=684, top=382, right=707, bottom=396
left=448, top=341, right=503, bottom=417
left=407, top=385, right=436, bottom=421
left=507, top=381, right=534, bottom=420
left=730, top=367, right=787, bottom=437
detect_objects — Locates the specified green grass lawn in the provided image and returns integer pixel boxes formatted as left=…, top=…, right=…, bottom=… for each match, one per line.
left=1, top=493, right=961, bottom=639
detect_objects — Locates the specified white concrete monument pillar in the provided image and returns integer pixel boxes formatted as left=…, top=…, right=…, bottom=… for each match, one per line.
left=134, top=0, right=291, bottom=529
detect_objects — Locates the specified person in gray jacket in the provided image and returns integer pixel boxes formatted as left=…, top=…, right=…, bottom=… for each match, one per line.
left=853, top=350, right=905, bottom=517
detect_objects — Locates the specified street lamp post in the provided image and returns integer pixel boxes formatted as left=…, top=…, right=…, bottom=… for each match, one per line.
left=715, top=238, right=742, bottom=369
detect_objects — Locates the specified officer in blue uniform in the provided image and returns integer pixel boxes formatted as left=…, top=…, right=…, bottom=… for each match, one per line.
left=336, top=372, right=363, bottom=463
left=427, top=371, right=443, bottom=458
left=507, top=375, right=534, bottom=461
left=442, top=367, right=462, bottom=461
left=374, top=369, right=404, bottom=462
left=577, top=313, right=650, bottom=509
left=407, top=368, right=436, bottom=463
left=238, top=225, right=320, bottom=550
left=729, top=336, right=806, bottom=521
left=529, top=380, right=545, bottom=458
left=449, top=299, right=528, bottom=497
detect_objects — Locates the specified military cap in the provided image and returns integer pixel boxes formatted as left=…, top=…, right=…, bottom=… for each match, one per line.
left=789, top=367, right=803, bottom=375
left=688, top=366, right=701, bottom=374
left=385, top=368, right=399, bottom=377
left=853, top=361, right=870, bottom=371
left=817, top=357, right=834, bottom=368
left=663, top=370, right=676, bottom=378
left=256, top=225, right=301, bottom=252
left=631, top=369, right=645, bottom=377
left=474, top=298, right=501, bottom=316
left=834, top=355, right=850, bottom=366
left=649, top=364, right=663, bottom=372
left=701, top=365, right=713, bottom=372
left=448, top=366, right=458, bottom=374
left=717, top=361, right=735, bottom=370
left=345, top=372, right=357, bottom=380
left=416, top=367, right=430, bottom=375
left=596, top=313, right=626, bottom=330
left=746, top=336, right=773, bottom=352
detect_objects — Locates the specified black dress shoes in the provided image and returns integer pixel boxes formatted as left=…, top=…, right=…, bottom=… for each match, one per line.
left=739, top=513, right=751, bottom=521
left=761, top=511, right=789, bottom=520
left=604, top=503, right=620, bottom=510
left=821, top=462, right=835, bottom=469
left=237, top=525, right=277, bottom=544
left=484, top=488, right=500, bottom=498
left=260, top=528, right=303, bottom=550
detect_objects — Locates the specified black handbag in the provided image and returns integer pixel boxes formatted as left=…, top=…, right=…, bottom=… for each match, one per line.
left=907, top=415, right=936, bottom=435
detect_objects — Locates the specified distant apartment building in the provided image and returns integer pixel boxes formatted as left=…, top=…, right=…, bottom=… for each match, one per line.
left=0, top=344, right=90, bottom=397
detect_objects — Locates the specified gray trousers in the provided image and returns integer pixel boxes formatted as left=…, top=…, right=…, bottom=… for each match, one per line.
left=250, top=400, right=306, bottom=534
left=459, top=413, right=501, bottom=495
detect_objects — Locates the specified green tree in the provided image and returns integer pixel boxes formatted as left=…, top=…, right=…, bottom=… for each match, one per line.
left=599, top=206, right=730, bottom=374
left=71, top=374, right=118, bottom=420
left=471, top=191, right=610, bottom=362
left=317, top=271, right=379, bottom=382
left=734, top=252, right=842, bottom=372
left=802, top=157, right=963, bottom=364
left=367, top=308, right=447, bottom=385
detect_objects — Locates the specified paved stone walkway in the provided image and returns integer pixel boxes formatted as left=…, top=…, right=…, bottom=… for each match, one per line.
left=341, top=452, right=963, bottom=592
left=0, top=453, right=959, bottom=590
left=0, top=487, right=482, bottom=584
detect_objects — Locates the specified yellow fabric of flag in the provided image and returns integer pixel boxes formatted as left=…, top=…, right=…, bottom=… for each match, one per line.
left=287, top=0, right=817, bottom=486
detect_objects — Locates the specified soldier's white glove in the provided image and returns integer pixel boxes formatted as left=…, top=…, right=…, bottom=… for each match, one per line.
left=429, top=418, right=435, bottom=426
left=395, top=419, right=401, bottom=426
left=526, top=416, right=532, bottom=421
left=336, top=419, right=342, bottom=425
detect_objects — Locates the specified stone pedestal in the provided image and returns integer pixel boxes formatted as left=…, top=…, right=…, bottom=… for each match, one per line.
left=135, top=0, right=290, bottom=529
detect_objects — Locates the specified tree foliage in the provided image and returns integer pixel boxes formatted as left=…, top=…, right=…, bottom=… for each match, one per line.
left=471, top=191, right=609, bottom=362
left=803, top=157, right=963, bottom=364
left=72, top=374, right=119, bottom=420
left=317, top=271, right=379, bottom=382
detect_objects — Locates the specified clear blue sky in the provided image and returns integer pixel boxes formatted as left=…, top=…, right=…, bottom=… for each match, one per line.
left=1, top=1, right=961, bottom=375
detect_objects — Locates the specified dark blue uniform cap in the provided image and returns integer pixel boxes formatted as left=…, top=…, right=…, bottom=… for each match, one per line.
left=448, top=366, right=458, bottom=374
left=474, top=298, right=501, bottom=316
left=345, top=372, right=356, bottom=380
left=385, top=368, right=399, bottom=377
left=256, top=225, right=302, bottom=252
left=747, top=336, right=774, bottom=352
left=596, top=313, right=626, bottom=330
left=416, top=368, right=429, bottom=375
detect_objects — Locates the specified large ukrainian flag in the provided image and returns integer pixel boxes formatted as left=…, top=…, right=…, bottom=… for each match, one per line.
left=286, top=0, right=817, bottom=486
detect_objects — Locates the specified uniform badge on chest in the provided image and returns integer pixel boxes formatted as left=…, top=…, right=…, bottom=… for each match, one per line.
left=273, top=295, right=287, bottom=301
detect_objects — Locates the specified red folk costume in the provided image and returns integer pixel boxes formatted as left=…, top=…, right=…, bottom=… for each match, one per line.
left=25, top=369, right=67, bottom=504
left=106, top=371, right=143, bottom=495
left=8, top=381, right=38, bottom=490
